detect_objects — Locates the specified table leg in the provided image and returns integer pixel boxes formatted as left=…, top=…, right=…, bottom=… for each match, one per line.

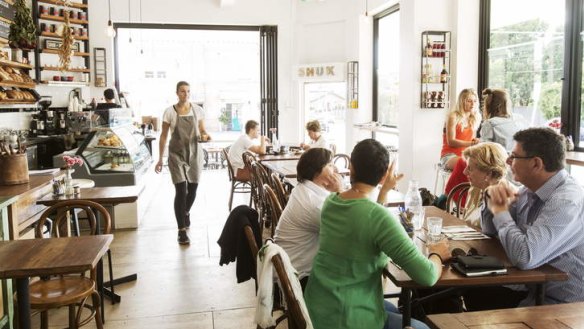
left=535, top=283, right=545, bottom=305
left=16, top=277, right=31, bottom=329
left=401, top=288, right=412, bottom=328
left=97, top=257, right=105, bottom=322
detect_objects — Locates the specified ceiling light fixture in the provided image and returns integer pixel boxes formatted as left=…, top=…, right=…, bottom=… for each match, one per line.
left=128, top=0, right=132, bottom=43
left=106, top=0, right=116, bottom=38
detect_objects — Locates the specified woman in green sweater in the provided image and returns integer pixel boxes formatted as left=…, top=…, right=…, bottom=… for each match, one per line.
left=304, top=139, right=450, bottom=329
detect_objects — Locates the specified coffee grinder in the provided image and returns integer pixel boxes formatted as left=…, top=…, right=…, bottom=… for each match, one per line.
left=38, top=96, right=55, bottom=135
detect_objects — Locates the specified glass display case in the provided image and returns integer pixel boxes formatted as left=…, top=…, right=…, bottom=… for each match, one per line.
left=65, top=125, right=152, bottom=186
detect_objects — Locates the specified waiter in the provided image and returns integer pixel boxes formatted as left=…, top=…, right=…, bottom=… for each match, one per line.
left=155, top=81, right=210, bottom=245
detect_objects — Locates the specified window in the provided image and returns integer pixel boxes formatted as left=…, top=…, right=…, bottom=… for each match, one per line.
left=484, top=0, right=564, bottom=129
left=374, top=5, right=400, bottom=128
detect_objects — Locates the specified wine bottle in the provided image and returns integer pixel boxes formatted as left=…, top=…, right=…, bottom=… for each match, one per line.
left=440, top=65, right=448, bottom=83
left=425, top=37, right=433, bottom=57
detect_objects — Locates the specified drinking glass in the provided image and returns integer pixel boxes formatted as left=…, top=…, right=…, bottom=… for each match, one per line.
left=412, top=207, right=425, bottom=231
left=427, top=216, right=443, bottom=242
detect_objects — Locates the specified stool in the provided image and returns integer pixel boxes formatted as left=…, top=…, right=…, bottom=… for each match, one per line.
left=433, top=163, right=452, bottom=195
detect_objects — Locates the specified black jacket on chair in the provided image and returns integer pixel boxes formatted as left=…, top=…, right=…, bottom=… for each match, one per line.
left=217, top=205, right=261, bottom=283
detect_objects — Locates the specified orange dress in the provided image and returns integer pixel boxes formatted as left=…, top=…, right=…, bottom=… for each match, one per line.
left=440, top=121, right=474, bottom=158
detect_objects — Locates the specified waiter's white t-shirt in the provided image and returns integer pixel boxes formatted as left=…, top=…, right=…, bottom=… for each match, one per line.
left=162, top=103, right=204, bottom=133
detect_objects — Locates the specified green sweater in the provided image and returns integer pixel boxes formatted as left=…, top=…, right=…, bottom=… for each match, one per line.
left=304, top=194, right=439, bottom=329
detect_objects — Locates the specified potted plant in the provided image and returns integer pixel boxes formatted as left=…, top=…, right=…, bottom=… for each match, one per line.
left=218, top=110, right=230, bottom=131
left=9, top=0, right=37, bottom=49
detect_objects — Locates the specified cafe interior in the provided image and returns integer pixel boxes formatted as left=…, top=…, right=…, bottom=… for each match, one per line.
left=1, top=0, right=584, bottom=328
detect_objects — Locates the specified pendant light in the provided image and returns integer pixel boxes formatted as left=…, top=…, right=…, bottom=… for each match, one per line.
left=106, top=0, right=116, bottom=38
left=139, top=0, right=143, bottom=54
left=128, top=0, right=132, bottom=43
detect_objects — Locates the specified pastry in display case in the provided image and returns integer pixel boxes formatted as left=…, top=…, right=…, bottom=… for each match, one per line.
left=58, top=124, right=153, bottom=187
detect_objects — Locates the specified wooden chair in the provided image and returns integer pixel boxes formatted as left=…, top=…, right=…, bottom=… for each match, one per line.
left=446, top=182, right=471, bottom=219
left=332, top=153, right=350, bottom=171
left=30, top=200, right=111, bottom=329
left=329, top=143, right=337, bottom=156
left=223, top=147, right=253, bottom=210
left=263, top=184, right=283, bottom=238
left=243, top=152, right=260, bottom=209
left=251, top=162, right=272, bottom=231
left=272, top=254, right=308, bottom=329
left=270, top=173, right=289, bottom=208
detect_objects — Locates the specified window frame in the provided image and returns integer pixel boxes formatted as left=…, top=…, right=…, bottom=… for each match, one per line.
left=478, top=0, right=584, bottom=149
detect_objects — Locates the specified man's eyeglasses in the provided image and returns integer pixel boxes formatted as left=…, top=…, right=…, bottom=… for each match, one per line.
left=507, top=154, right=535, bottom=162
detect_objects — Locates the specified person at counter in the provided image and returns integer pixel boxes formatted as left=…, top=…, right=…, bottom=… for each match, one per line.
left=96, top=88, right=122, bottom=110
left=227, top=120, right=268, bottom=181
left=300, top=120, right=328, bottom=150
left=155, top=81, right=211, bottom=245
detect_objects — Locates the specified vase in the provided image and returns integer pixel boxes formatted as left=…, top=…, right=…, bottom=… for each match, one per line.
left=65, top=168, right=74, bottom=196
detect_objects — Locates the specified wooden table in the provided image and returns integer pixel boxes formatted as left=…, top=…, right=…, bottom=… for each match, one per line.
left=262, top=160, right=299, bottom=178
left=427, top=301, right=584, bottom=328
left=36, top=186, right=139, bottom=312
left=566, top=151, right=584, bottom=166
left=257, top=153, right=303, bottom=162
left=0, top=235, right=113, bottom=329
left=385, top=206, right=569, bottom=327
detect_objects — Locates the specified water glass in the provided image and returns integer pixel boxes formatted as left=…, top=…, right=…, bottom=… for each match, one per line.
left=427, top=216, right=443, bottom=242
left=412, top=207, right=425, bottom=231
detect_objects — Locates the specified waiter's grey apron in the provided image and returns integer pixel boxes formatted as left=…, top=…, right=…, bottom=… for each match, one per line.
left=167, top=105, right=203, bottom=184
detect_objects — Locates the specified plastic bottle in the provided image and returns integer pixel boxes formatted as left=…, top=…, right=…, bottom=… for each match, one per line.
left=404, top=180, right=424, bottom=230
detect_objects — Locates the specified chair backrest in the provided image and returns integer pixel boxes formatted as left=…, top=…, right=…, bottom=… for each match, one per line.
left=329, top=143, right=337, bottom=156
left=270, top=172, right=288, bottom=208
left=223, top=147, right=235, bottom=182
left=35, top=200, right=111, bottom=238
left=243, top=225, right=259, bottom=266
left=332, top=153, right=351, bottom=171
left=446, top=182, right=471, bottom=219
left=242, top=151, right=256, bottom=170
left=272, top=253, right=307, bottom=329
left=263, top=184, right=283, bottom=237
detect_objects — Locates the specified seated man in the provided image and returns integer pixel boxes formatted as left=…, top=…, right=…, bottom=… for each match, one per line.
left=465, top=127, right=584, bottom=310
left=227, top=120, right=267, bottom=181
left=96, top=88, right=122, bottom=110
left=300, top=120, right=328, bottom=150
left=274, top=148, right=342, bottom=290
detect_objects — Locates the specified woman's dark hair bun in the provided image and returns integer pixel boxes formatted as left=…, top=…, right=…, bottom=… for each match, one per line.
left=482, top=88, right=493, bottom=96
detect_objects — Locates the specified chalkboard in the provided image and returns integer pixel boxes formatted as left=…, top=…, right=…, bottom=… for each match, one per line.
left=0, top=1, right=15, bottom=23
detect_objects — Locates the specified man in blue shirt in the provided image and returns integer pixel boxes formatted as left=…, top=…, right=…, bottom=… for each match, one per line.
left=465, top=127, right=584, bottom=310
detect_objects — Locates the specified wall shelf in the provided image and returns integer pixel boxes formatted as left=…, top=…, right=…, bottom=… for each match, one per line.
left=38, top=14, right=88, bottom=25
left=40, top=32, right=88, bottom=40
left=421, top=31, right=451, bottom=109
left=0, top=81, right=36, bottom=89
left=41, top=66, right=89, bottom=73
left=40, top=80, right=89, bottom=87
left=37, top=0, right=87, bottom=9
left=41, top=48, right=89, bottom=57
left=0, top=59, right=33, bottom=70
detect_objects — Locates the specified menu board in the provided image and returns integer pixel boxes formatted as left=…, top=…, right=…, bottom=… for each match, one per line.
left=0, top=1, right=14, bottom=22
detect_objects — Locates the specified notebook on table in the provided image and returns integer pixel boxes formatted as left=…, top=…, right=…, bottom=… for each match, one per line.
left=451, top=255, right=507, bottom=277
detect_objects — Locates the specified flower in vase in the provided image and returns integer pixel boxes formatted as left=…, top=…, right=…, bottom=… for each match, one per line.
left=63, top=155, right=84, bottom=169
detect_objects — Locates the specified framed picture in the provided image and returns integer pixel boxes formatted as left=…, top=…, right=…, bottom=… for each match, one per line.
left=93, top=47, right=106, bottom=87
left=45, top=39, right=80, bottom=52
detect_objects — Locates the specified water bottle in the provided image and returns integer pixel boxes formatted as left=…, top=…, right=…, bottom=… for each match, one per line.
left=404, top=180, right=424, bottom=230
left=272, top=135, right=280, bottom=153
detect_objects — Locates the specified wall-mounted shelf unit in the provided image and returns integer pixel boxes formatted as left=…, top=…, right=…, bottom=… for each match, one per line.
left=32, top=0, right=90, bottom=85
left=420, top=31, right=451, bottom=109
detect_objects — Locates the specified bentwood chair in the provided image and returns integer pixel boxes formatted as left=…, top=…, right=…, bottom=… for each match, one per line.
left=332, top=153, right=351, bottom=171
left=223, top=147, right=253, bottom=210
left=251, top=162, right=272, bottom=230
left=243, top=151, right=260, bottom=208
left=263, top=184, right=283, bottom=238
left=446, top=182, right=471, bottom=219
left=270, top=173, right=289, bottom=208
left=30, top=200, right=111, bottom=329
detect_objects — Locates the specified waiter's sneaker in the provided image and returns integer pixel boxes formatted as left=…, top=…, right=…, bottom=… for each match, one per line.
left=178, top=229, right=190, bottom=245
left=185, top=213, right=191, bottom=228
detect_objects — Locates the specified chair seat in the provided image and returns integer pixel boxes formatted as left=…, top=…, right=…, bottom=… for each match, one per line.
left=29, top=277, right=95, bottom=309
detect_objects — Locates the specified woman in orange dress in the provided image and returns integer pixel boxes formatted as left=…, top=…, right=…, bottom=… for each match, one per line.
left=440, top=88, right=480, bottom=170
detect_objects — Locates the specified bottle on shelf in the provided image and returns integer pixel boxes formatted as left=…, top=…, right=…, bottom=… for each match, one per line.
left=440, top=64, right=448, bottom=84
left=423, top=63, right=432, bottom=83
left=425, top=37, right=433, bottom=57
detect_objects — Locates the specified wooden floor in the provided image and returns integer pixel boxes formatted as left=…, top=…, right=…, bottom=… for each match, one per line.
left=31, top=168, right=261, bottom=328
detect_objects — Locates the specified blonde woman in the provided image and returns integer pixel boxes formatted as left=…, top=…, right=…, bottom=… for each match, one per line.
left=440, top=88, right=480, bottom=170
left=460, top=142, right=508, bottom=227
